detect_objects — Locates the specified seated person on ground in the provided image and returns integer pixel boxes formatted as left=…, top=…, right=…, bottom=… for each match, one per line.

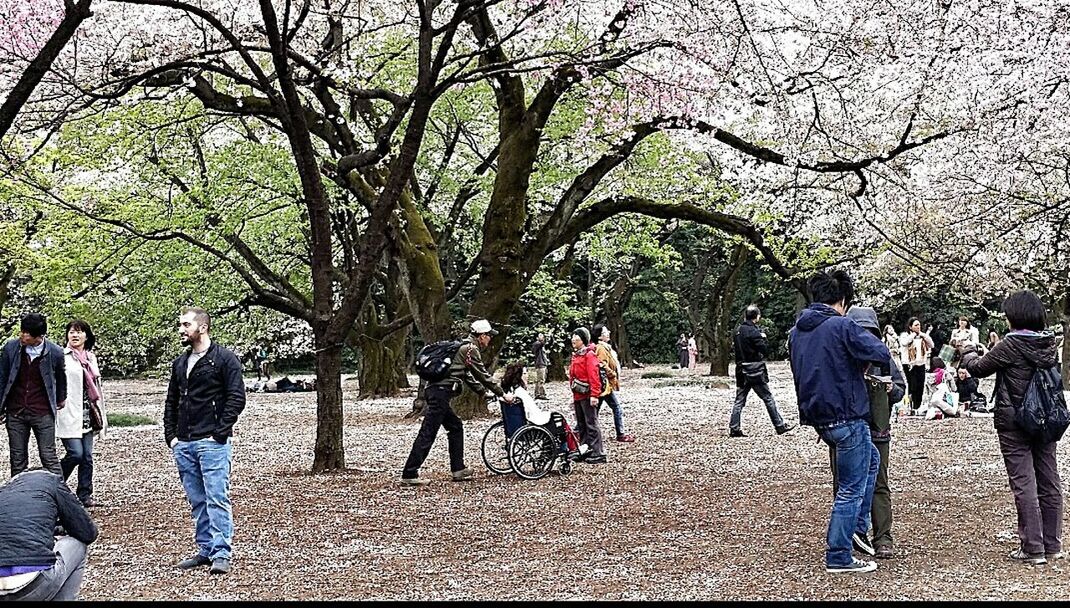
left=924, top=357, right=960, bottom=419
left=953, top=366, right=991, bottom=414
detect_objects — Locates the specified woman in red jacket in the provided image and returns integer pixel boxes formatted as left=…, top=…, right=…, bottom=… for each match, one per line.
left=569, top=328, right=606, bottom=464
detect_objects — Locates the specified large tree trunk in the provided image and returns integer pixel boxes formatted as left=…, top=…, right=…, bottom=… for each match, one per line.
left=706, top=244, right=748, bottom=376
left=311, top=335, right=345, bottom=473
left=604, top=275, right=637, bottom=367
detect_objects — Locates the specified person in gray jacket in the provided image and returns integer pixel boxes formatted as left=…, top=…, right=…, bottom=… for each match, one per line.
left=0, top=469, right=98, bottom=601
left=0, top=313, right=67, bottom=477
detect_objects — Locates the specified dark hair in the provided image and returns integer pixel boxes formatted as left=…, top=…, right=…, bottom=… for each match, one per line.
left=501, top=361, right=526, bottom=392
left=907, top=317, right=920, bottom=331
left=19, top=313, right=47, bottom=338
left=807, top=269, right=854, bottom=307
left=64, top=319, right=96, bottom=351
left=958, top=315, right=971, bottom=327
left=1002, top=290, right=1046, bottom=332
left=592, top=324, right=607, bottom=342
left=180, top=306, right=211, bottom=330
left=930, top=356, right=945, bottom=370
left=745, top=305, right=761, bottom=321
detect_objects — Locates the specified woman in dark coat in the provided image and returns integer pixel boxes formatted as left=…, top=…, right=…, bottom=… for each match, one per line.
left=963, top=290, right=1062, bottom=565
left=677, top=333, right=690, bottom=369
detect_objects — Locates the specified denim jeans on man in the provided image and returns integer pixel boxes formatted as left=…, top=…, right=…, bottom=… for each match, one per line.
left=173, top=438, right=233, bottom=561
left=5, top=410, right=61, bottom=476
left=819, top=419, right=880, bottom=567
left=60, top=434, right=94, bottom=502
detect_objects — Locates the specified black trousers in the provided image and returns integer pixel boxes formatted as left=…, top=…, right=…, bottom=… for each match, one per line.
left=401, top=385, right=465, bottom=478
left=6, top=410, right=61, bottom=477
left=905, top=365, right=926, bottom=411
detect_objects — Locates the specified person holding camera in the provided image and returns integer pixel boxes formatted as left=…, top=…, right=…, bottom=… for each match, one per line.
left=730, top=305, right=793, bottom=437
left=899, top=318, right=934, bottom=414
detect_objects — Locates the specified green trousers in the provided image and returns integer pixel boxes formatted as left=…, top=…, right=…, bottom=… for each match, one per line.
left=830, top=440, right=892, bottom=548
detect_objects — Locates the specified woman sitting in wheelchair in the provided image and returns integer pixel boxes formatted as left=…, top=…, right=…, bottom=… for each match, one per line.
left=500, top=362, right=582, bottom=454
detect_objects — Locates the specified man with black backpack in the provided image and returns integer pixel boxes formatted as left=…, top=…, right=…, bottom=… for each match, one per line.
left=401, top=319, right=514, bottom=486
left=962, top=290, right=1067, bottom=565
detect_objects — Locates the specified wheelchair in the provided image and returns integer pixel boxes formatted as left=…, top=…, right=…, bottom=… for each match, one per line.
left=480, top=398, right=582, bottom=480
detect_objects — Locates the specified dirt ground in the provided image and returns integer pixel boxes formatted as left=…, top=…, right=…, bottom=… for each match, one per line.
left=3, top=362, right=1069, bottom=600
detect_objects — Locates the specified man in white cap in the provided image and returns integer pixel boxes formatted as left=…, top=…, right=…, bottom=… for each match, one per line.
left=400, top=319, right=513, bottom=485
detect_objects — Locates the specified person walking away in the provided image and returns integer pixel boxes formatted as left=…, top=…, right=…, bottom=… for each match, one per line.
left=57, top=320, right=107, bottom=509
left=0, top=470, right=98, bottom=600
left=789, top=270, right=891, bottom=574
left=531, top=333, right=549, bottom=400
left=841, top=306, right=906, bottom=559
left=730, top=305, right=794, bottom=437
left=592, top=324, right=634, bottom=443
left=165, top=307, right=247, bottom=575
left=570, top=328, right=606, bottom=464
left=899, top=318, right=933, bottom=414
left=963, top=290, right=1064, bottom=565
left=0, top=313, right=67, bottom=477
left=401, top=319, right=514, bottom=485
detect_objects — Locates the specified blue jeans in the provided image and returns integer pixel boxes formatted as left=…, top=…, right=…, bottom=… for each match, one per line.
left=61, top=433, right=95, bottom=503
left=597, top=392, right=626, bottom=436
left=818, top=419, right=879, bottom=567
left=173, top=438, right=233, bottom=560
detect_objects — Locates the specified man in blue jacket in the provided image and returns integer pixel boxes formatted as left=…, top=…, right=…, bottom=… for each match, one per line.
left=789, top=270, right=891, bottom=574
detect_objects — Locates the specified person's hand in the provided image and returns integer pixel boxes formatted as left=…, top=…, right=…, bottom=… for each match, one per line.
left=503, top=392, right=515, bottom=403
left=926, top=325, right=933, bottom=334
left=169, top=438, right=178, bottom=449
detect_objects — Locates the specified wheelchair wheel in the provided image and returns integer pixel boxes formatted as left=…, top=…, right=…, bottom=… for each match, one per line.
left=508, top=425, right=558, bottom=480
left=481, top=420, right=511, bottom=475
left=559, top=461, right=572, bottom=476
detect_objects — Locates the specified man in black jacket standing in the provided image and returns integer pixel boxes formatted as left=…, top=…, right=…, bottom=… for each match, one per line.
left=0, top=469, right=98, bottom=600
left=164, top=307, right=246, bottom=575
left=730, top=305, right=794, bottom=437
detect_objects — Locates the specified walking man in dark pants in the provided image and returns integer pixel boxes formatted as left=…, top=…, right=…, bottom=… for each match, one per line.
left=401, top=319, right=514, bottom=486
left=0, top=313, right=67, bottom=477
left=730, top=305, right=794, bottom=437
left=165, top=307, right=247, bottom=575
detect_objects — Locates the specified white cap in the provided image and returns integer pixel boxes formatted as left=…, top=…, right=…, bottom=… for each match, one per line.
left=470, top=319, right=498, bottom=336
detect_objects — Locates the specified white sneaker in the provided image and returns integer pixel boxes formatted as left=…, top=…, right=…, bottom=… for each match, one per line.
left=826, top=558, right=877, bottom=574
left=400, top=477, right=431, bottom=486
left=451, top=467, right=474, bottom=481
left=578, top=444, right=590, bottom=455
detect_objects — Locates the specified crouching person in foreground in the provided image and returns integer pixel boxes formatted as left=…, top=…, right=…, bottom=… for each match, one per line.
left=0, top=469, right=98, bottom=601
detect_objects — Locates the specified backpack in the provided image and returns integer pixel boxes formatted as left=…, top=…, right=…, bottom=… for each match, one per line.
left=1016, top=365, right=1070, bottom=444
left=415, top=340, right=464, bottom=382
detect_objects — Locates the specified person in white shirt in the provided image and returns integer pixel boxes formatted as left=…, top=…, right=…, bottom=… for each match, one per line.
left=899, top=317, right=933, bottom=414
